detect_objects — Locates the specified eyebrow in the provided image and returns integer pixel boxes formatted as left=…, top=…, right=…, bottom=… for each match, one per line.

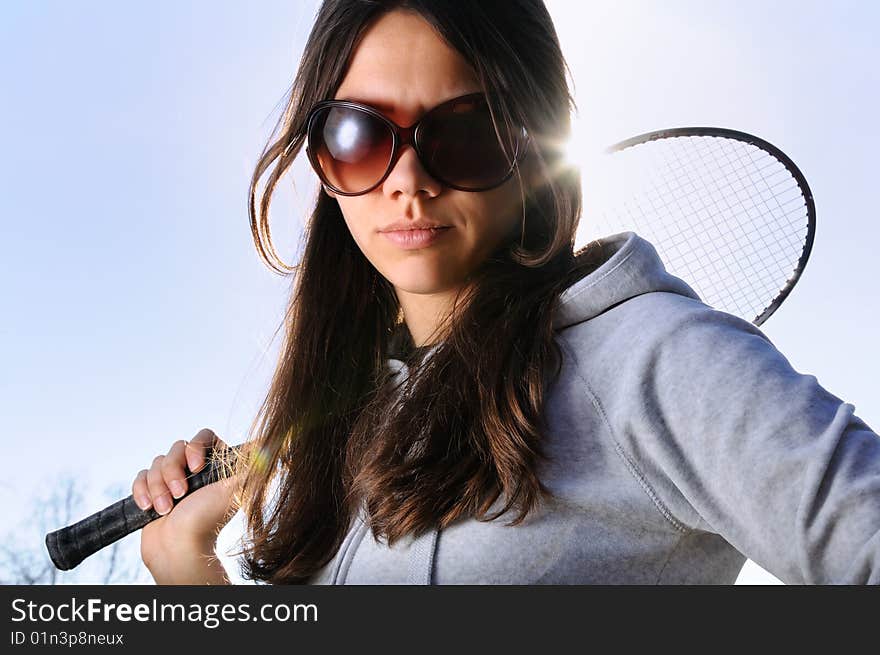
left=336, top=91, right=482, bottom=113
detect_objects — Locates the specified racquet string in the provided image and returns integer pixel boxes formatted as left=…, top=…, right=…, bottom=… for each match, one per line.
left=585, top=135, right=810, bottom=324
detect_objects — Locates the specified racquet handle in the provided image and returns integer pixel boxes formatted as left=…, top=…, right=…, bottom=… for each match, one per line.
left=45, top=444, right=245, bottom=571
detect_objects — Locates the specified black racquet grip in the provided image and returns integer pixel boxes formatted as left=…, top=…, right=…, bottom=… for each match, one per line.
left=45, top=445, right=244, bottom=571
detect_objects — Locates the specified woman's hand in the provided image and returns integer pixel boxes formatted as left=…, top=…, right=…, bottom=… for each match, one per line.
left=132, top=428, right=241, bottom=584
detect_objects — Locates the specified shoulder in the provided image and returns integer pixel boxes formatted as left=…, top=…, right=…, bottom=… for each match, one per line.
left=551, top=290, right=814, bottom=449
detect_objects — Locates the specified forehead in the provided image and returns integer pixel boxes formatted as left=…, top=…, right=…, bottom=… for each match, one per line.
left=334, top=9, right=481, bottom=122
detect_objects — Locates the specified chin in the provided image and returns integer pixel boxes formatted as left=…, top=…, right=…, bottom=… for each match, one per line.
left=387, top=270, right=460, bottom=296
left=391, top=279, right=450, bottom=295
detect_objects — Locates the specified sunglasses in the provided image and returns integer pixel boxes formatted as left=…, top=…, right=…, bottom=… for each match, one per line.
left=304, top=93, right=530, bottom=196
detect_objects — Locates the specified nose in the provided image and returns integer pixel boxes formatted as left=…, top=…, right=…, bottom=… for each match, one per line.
left=381, top=143, right=442, bottom=200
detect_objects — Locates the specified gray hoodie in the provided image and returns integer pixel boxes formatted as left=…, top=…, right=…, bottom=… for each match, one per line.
left=309, top=231, right=880, bottom=584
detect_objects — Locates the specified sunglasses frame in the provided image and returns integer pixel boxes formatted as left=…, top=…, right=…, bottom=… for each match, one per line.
left=304, top=92, right=530, bottom=196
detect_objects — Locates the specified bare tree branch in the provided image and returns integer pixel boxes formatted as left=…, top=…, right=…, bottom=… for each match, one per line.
left=0, top=473, right=149, bottom=584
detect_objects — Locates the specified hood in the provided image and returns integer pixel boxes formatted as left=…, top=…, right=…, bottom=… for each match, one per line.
left=553, top=231, right=700, bottom=331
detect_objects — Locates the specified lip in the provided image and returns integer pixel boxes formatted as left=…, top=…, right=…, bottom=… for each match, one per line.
left=379, top=218, right=451, bottom=232
left=381, top=226, right=452, bottom=249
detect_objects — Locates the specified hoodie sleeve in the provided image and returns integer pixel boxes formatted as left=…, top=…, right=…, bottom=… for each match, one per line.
left=608, top=295, right=880, bottom=584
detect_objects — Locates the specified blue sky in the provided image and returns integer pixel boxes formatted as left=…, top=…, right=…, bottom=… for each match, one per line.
left=2, top=1, right=877, bottom=585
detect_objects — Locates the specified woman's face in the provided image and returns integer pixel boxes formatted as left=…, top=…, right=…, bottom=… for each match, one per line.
left=328, top=9, right=532, bottom=301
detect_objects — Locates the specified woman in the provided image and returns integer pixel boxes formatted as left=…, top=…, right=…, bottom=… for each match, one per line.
left=132, top=0, right=880, bottom=584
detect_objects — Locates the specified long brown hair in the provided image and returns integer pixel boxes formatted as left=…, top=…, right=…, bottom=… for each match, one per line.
left=233, top=0, right=605, bottom=584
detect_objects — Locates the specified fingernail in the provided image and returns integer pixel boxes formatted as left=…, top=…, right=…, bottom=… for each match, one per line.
left=155, top=495, right=172, bottom=515
left=169, top=480, right=185, bottom=498
left=135, top=495, right=151, bottom=511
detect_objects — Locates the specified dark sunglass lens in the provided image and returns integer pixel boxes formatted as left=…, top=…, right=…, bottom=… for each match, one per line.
left=419, top=99, right=520, bottom=189
left=309, top=106, right=393, bottom=193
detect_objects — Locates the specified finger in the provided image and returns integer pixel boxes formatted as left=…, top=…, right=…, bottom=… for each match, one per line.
left=162, top=440, right=189, bottom=500
left=147, top=455, right=173, bottom=515
left=184, top=428, right=222, bottom=474
left=132, top=469, right=151, bottom=511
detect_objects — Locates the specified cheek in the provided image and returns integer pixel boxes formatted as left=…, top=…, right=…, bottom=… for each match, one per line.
left=336, top=204, right=403, bottom=278
left=467, top=189, right=524, bottom=244
left=337, top=203, right=373, bottom=251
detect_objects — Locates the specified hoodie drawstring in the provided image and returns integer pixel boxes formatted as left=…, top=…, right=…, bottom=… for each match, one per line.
left=407, top=526, right=439, bottom=584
